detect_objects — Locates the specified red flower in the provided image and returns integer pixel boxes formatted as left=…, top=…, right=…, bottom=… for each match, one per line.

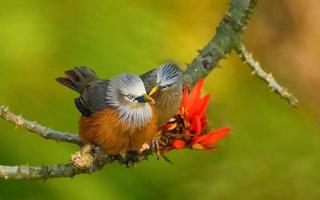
left=172, top=140, right=186, bottom=149
left=180, top=80, right=210, bottom=134
left=191, top=128, right=230, bottom=150
left=168, top=80, right=230, bottom=150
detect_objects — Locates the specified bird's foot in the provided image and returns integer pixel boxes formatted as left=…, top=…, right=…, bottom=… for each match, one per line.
left=139, top=143, right=150, bottom=153
left=151, top=137, right=166, bottom=159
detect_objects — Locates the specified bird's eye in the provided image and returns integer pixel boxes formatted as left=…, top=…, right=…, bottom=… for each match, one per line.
left=127, top=94, right=134, bottom=99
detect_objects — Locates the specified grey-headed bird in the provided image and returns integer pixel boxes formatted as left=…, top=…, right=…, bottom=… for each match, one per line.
left=140, top=62, right=183, bottom=126
left=56, top=67, right=158, bottom=155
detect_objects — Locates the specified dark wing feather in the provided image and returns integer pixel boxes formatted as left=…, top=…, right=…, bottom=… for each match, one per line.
left=77, top=79, right=110, bottom=115
left=56, top=66, right=97, bottom=94
left=74, top=98, right=92, bottom=117
left=56, top=77, right=78, bottom=92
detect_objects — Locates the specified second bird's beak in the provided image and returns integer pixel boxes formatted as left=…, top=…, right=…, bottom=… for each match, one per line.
left=148, top=83, right=160, bottom=96
left=143, top=94, right=156, bottom=104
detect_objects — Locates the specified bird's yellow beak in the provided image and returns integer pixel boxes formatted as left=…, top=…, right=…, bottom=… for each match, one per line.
left=148, top=83, right=160, bottom=96
left=143, top=94, right=156, bottom=104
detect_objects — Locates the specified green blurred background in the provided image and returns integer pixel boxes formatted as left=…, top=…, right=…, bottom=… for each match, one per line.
left=0, top=0, right=319, bottom=199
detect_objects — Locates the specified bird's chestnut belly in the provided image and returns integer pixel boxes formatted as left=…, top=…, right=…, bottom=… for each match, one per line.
left=79, top=108, right=157, bottom=154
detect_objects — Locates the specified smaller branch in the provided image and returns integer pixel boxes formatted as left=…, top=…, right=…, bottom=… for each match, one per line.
left=0, top=105, right=82, bottom=146
left=237, top=45, right=299, bottom=106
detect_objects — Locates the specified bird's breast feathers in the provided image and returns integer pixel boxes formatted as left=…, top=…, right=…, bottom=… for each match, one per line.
left=79, top=106, right=157, bottom=154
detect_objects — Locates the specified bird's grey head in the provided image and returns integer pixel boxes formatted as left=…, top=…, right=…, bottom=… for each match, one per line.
left=106, top=73, right=155, bottom=128
left=154, top=62, right=182, bottom=92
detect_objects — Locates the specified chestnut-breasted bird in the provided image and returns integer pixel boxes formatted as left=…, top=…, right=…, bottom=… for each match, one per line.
left=56, top=67, right=158, bottom=155
left=141, top=62, right=183, bottom=126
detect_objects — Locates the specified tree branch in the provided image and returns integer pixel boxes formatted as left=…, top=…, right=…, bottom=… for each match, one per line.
left=236, top=45, right=299, bottom=106
left=183, top=0, right=259, bottom=87
left=0, top=0, right=298, bottom=180
left=0, top=105, right=82, bottom=146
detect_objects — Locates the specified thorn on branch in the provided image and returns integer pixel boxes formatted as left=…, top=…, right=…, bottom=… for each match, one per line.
left=223, top=12, right=232, bottom=22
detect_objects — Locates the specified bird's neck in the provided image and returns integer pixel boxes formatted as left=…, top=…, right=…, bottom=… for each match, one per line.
left=117, top=103, right=153, bottom=129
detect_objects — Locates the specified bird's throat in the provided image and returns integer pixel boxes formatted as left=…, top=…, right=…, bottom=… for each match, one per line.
left=117, top=103, right=153, bottom=129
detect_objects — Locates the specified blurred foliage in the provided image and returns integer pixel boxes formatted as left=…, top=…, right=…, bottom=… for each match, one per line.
left=0, top=0, right=319, bottom=199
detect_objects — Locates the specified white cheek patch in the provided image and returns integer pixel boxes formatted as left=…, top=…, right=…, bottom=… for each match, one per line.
left=105, top=73, right=152, bottom=128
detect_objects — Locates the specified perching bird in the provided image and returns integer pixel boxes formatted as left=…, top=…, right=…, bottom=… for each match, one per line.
left=56, top=67, right=158, bottom=155
left=140, top=62, right=183, bottom=126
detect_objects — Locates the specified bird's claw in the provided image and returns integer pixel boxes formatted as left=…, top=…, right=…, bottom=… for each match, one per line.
left=139, top=143, right=150, bottom=153
left=151, top=137, right=166, bottom=159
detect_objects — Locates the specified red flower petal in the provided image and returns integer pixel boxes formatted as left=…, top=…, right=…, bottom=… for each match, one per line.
left=191, top=115, right=202, bottom=134
left=170, top=79, right=230, bottom=151
left=189, top=94, right=210, bottom=119
left=200, top=115, right=208, bottom=126
left=198, top=95, right=211, bottom=119
left=180, top=86, right=189, bottom=109
left=193, top=128, right=231, bottom=146
left=185, top=80, right=204, bottom=111
left=172, top=140, right=186, bottom=149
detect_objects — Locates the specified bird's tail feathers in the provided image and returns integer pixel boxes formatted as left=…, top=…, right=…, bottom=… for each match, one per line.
left=56, top=66, right=97, bottom=94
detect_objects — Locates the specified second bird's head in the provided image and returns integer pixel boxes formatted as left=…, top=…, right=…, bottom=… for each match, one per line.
left=149, top=62, right=182, bottom=96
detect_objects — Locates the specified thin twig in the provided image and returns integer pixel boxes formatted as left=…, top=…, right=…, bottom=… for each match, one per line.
left=0, top=105, right=82, bottom=145
left=237, top=44, right=299, bottom=106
